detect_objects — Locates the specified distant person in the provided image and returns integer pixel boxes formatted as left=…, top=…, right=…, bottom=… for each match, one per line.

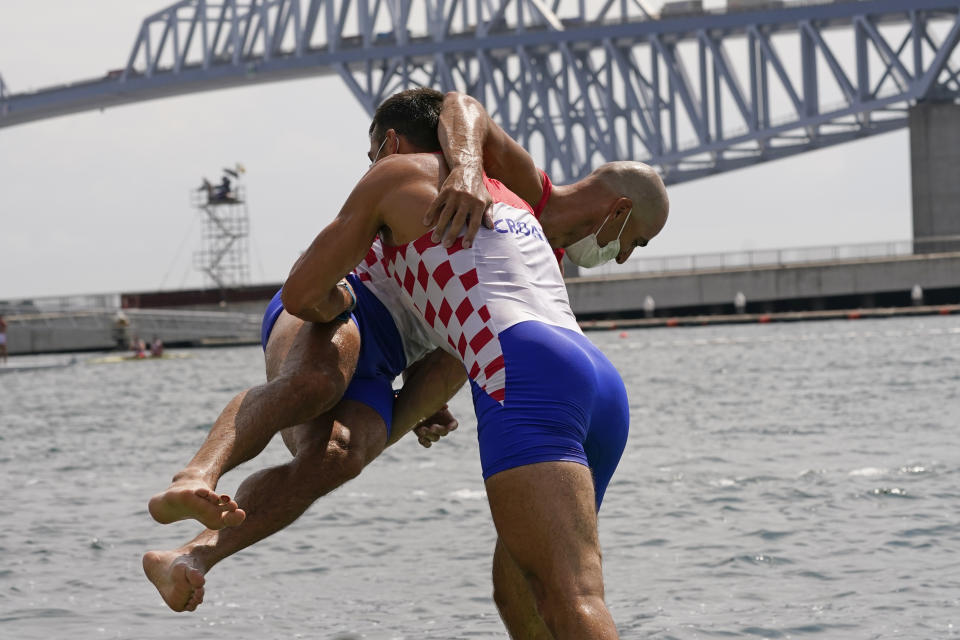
left=0, top=315, right=7, bottom=364
left=198, top=177, right=233, bottom=204
left=113, top=311, right=130, bottom=350
left=150, top=337, right=164, bottom=358
left=130, top=336, right=147, bottom=359
left=214, top=176, right=232, bottom=202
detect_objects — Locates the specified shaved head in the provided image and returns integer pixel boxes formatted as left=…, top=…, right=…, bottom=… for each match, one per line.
left=590, top=161, right=669, bottom=241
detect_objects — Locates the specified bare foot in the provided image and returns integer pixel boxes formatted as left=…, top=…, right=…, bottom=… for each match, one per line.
left=148, top=480, right=246, bottom=530
left=142, top=550, right=206, bottom=612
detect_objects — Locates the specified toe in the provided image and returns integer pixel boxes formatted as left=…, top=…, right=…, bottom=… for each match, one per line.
left=222, top=508, right=246, bottom=527
left=185, top=567, right=206, bottom=588
left=186, top=587, right=204, bottom=610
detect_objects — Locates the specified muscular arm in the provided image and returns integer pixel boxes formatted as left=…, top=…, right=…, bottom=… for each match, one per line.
left=388, top=348, right=468, bottom=448
left=282, top=157, right=438, bottom=323
left=426, top=92, right=545, bottom=246
left=440, top=91, right=543, bottom=204
left=282, top=223, right=374, bottom=323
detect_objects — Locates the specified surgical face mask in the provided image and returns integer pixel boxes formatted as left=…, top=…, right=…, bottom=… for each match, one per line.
left=565, top=209, right=632, bottom=268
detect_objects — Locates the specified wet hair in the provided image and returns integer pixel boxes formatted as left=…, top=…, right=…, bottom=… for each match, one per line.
left=369, top=87, right=444, bottom=151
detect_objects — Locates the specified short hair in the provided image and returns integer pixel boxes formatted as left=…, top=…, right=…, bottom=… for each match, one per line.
left=369, top=87, right=444, bottom=151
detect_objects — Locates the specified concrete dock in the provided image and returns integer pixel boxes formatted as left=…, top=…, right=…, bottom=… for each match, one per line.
left=3, top=308, right=260, bottom=355
left=579, top=303, right=960, bottom=331
left=567, top=251, right=960, bottom=318
left=4, top=247, right=959, bottom=355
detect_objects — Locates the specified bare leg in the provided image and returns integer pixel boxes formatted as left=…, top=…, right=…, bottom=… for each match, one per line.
left=144, top=399, right=388, bottom=611
left=492, top=539, right=554, bottom=639
left=148, top=312, right=360, bottom=529
left=485, top=461, right=617, bottom=640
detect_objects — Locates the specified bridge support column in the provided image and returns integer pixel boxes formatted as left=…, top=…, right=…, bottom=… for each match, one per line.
left=909, top=102, right=960, bottom=253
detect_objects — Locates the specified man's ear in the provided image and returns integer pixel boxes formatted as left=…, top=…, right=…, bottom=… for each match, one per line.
left=609, top=196, right=632, bottom=219
left=382, top=129, right=398, bottom=157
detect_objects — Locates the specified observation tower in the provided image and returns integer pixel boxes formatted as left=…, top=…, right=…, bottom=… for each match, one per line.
left=191, top=164, right=251, bottom=294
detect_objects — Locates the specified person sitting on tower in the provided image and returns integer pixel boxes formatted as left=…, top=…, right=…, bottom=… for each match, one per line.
left=214, top=175, right=232, bottom=202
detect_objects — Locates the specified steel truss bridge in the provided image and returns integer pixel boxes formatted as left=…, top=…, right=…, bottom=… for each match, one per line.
left=2, top=0, right=960, bottom=184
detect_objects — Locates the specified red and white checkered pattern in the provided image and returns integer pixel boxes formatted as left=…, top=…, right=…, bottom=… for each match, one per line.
left=352, top=238, right=435, bottom=367
left=381, top=233, right=508, bottom=401
left=378, top=175, right=580, bottom=404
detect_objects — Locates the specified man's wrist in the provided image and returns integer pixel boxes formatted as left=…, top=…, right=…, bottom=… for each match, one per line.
left=335, top=279, right=356, bottom=322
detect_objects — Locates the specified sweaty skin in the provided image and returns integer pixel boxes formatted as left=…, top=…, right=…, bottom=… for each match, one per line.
left=143, top=90, right=667, bottom=620
left=283, top=152, right=623, bottom=640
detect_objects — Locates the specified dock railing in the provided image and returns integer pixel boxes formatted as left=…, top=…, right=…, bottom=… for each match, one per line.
left=4, top=236, right=960, bottom=309
left=577, top=235, right=960, bottom=278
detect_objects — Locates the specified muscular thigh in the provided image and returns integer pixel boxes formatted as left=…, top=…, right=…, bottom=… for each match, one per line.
left=265, top=311, right=361, bottom=397
left=485, top=461, right=603, bottom=590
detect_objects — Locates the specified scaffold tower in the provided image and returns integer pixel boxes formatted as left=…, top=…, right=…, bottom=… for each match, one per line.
left=191, top=166, right=251, bottom=291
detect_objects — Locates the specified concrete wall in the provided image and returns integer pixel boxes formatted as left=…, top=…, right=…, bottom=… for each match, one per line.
left=5, top=313, right=120, bottom=355
left=910, top=102, right=960, bottom=252
left=5, top=309, right=261, bottom=355
left=566, top=253, right=960, bottom=315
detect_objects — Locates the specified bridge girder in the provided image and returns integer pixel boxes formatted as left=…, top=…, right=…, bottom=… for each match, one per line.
left=2, top=0, right=960, bottom=184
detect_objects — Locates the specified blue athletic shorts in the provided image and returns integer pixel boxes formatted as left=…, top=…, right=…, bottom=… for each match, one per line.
left=260, top=274, right=407, bottom=436
left=471, top=321, right=629, bottom=510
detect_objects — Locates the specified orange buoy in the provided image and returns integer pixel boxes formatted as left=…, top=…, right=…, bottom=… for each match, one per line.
left=847, top=311, right=861, bottom=320
left=619, top=331, right=628, bottom=338
left=758, top=314, right=771, bottom=323
left=666, top=318, right=679, bottom=327
left=940, top=307, right=952, bottom=315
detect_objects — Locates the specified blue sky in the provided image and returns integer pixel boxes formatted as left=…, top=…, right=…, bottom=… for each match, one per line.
left=0, top=0, right=913, bottom=299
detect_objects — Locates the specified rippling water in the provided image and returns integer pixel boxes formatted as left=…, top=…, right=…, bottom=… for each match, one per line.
left=2, top=315, right=959, bottom=639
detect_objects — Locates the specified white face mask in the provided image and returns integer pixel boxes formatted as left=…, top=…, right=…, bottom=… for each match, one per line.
left=565, top=209, right=632, bottom=268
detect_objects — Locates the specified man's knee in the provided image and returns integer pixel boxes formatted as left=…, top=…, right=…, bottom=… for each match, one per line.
left=493, top=572, right=604, bottom=634
left=504, top=547, right=605, bottom=614
left=533, top=571, right=606, bottom=627
left=291, top=426, right=376, bottom=497
left=328, top=430, right=370, bottom=481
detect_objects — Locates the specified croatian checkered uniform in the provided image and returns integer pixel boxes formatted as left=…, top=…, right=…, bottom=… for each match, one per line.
left=379, top=176, right=581, bottom=403
left=353, top=239, right=435, bottom=368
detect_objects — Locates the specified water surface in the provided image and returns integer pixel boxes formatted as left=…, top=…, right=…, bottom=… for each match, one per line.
left=1, top=315, right=959, bottom=639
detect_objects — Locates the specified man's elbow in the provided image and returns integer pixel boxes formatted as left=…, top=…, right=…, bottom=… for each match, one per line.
left=280, top=285, right=306, bottom=317
left=281, top=286, right=340, bottom=323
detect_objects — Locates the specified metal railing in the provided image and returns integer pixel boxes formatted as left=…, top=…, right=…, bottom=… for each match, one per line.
left=578, top=235, right=960, bottom=278
left=5, top=236, right=960, bottom=310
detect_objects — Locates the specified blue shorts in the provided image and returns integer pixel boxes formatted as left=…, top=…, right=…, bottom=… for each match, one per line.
left=260, top=274, right=407, bottom=436
left=471, top=321, right=629, bottom=510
